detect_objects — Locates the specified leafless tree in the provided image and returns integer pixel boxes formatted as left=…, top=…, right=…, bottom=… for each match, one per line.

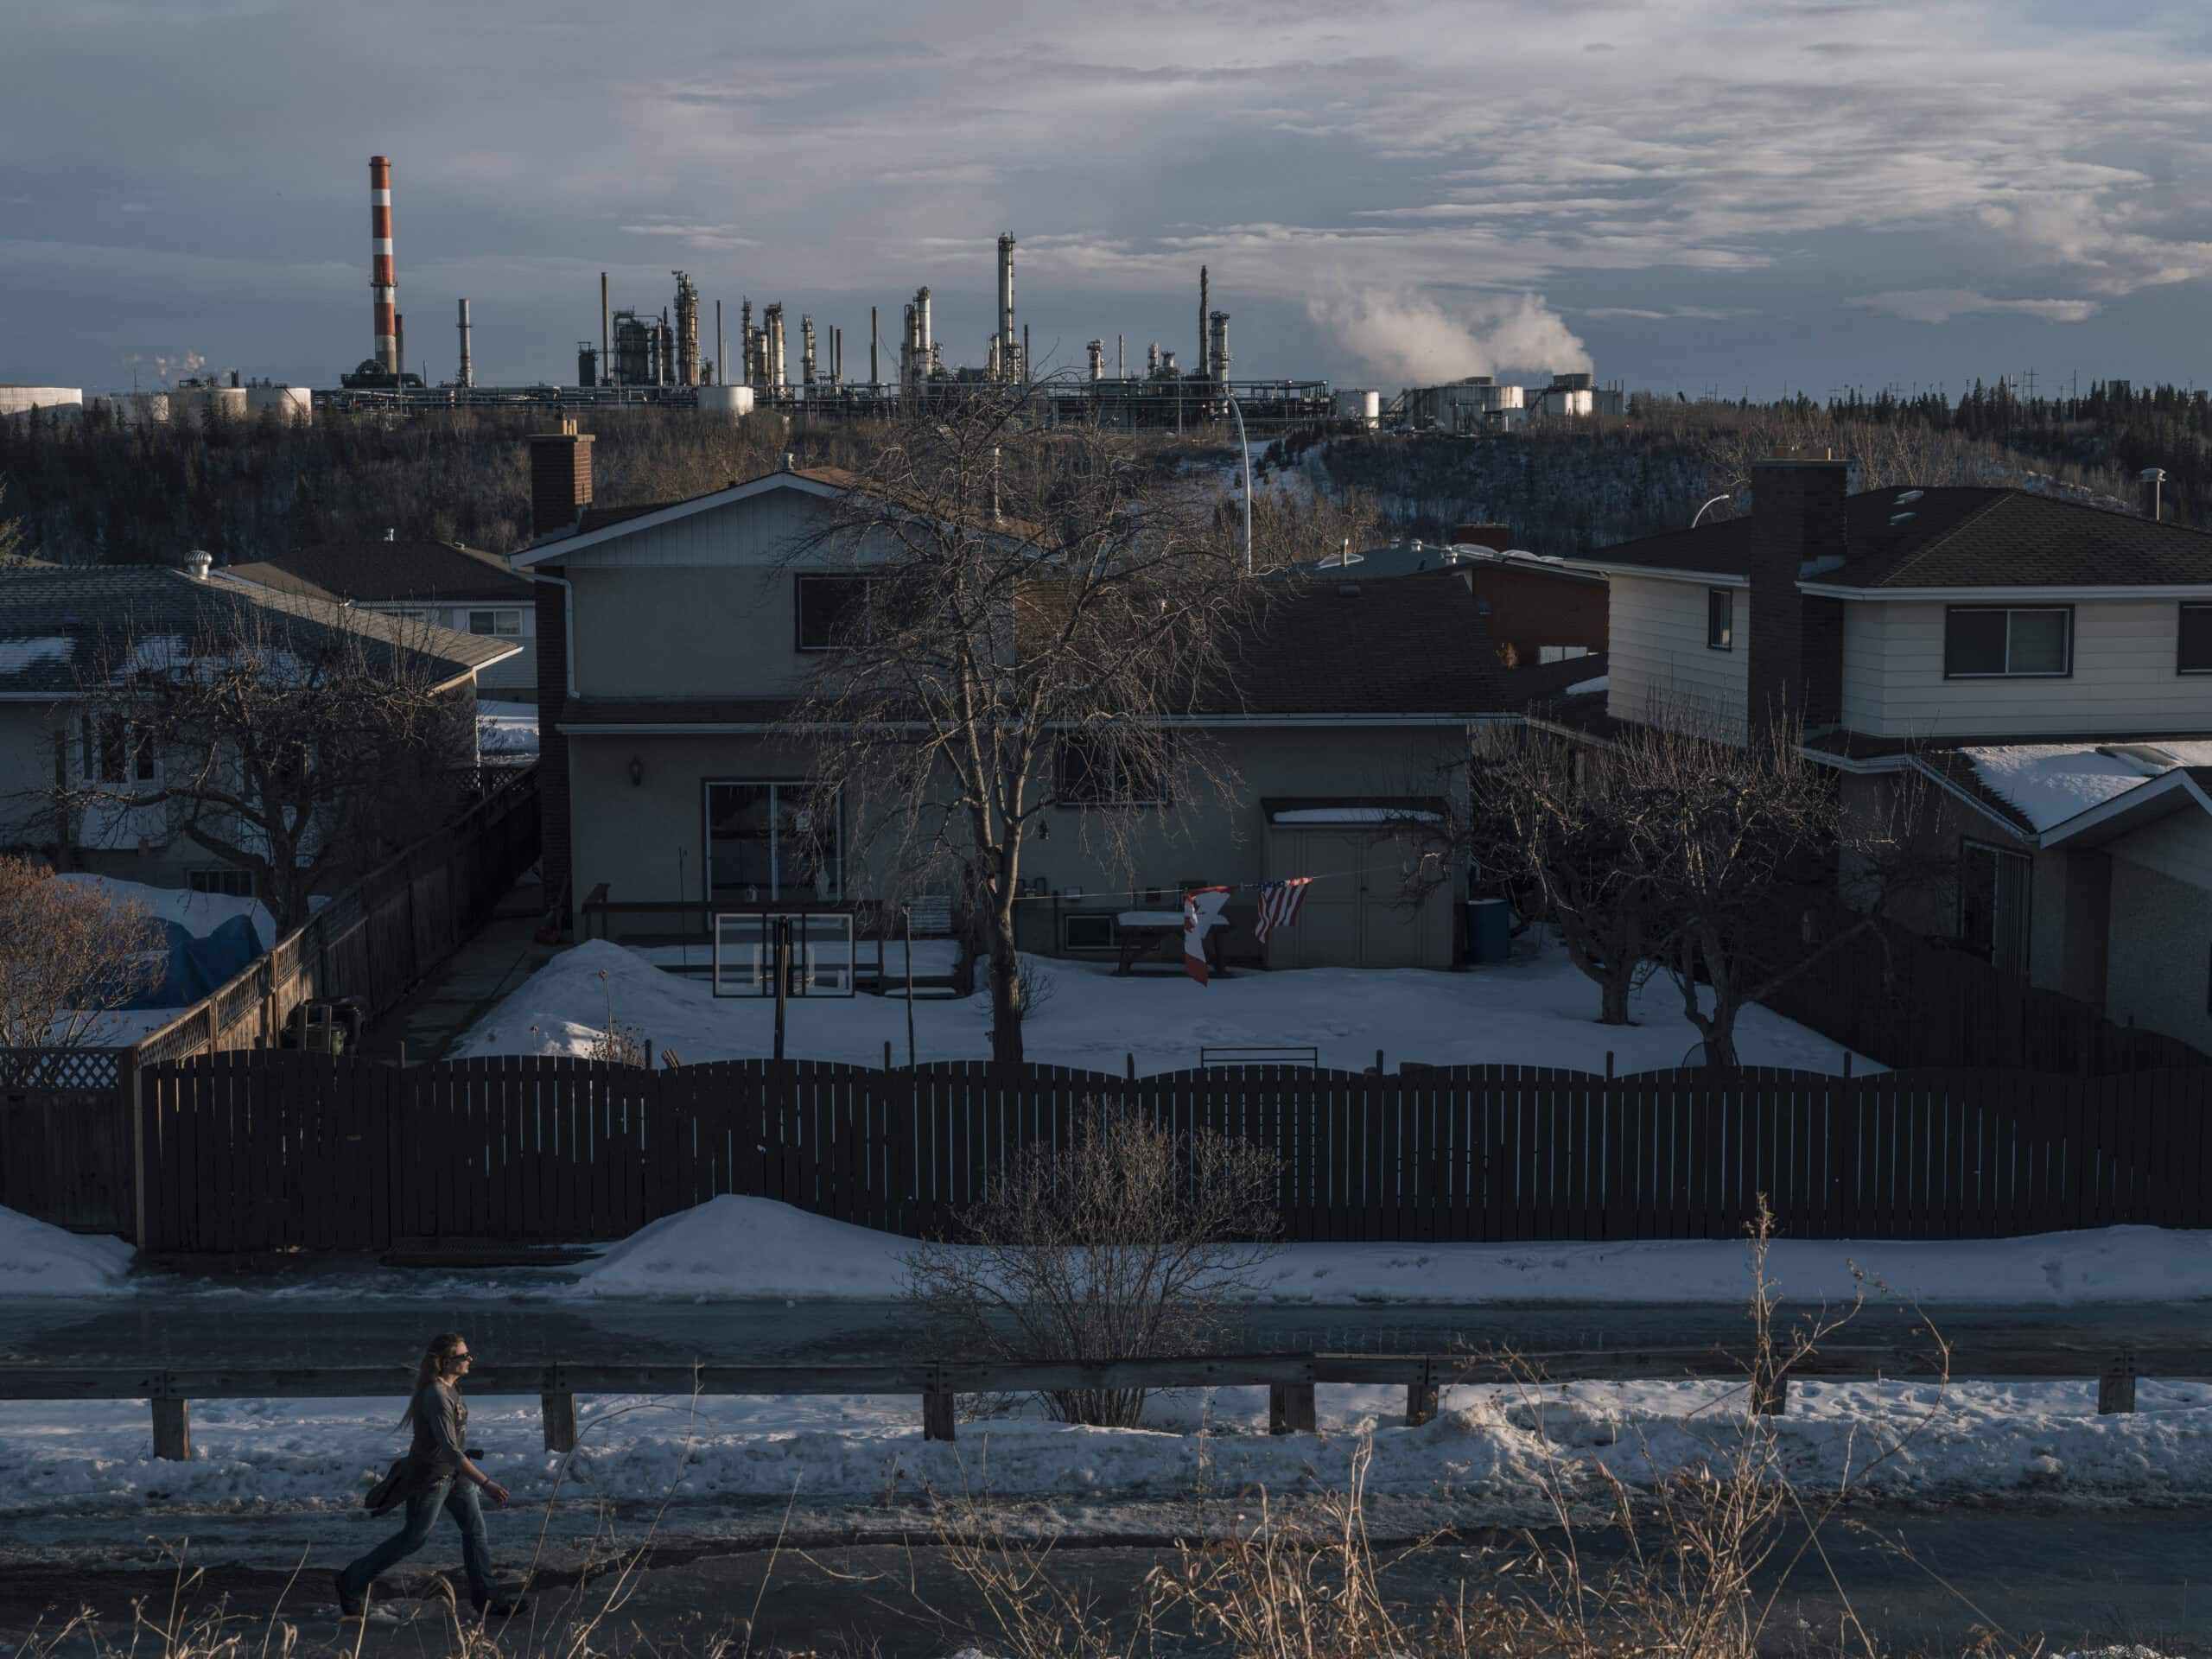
left=780, top=388, right=1256, bottom=1062
left=904, top=1101, right=1281, bottom=1427
left=0, top=482, right=28, bottom=566
left=0, top=855, right=163, bottom=1066
left=54, top=602, right=478, bottom=934
left=1452, top=724, right=1657, bottom=1025
left=1612, top=715, right=1946, bottom=1070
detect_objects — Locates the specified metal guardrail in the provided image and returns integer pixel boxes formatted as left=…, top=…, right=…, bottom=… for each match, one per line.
left=0, top=1343, right=2166, bottom=1464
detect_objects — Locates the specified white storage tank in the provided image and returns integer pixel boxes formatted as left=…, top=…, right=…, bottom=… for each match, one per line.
left=168, top=385, right=249, bottom=424
left=696, top=385, right=756, bottom=422
left=245, top=385, right=314, bottom=426
left=0, top=385, right=84, bottom=420
left=1334, top=388, right=1381, bottom=429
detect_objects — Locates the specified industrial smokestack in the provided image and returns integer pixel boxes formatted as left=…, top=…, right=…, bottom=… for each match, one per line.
left=917, top=286, right=932, bottom=360
left=600, top=273, right=610, bottom=389
left=833, top=326, right=843, bottom=388
left=802, top=315, right=817, bottom=389
left=1087, top=340, right=1104, bottom=380
left=871, top=305, right=880, bottom=387
left=456, top=297, right=472, bottom=389
left=1209, top=310, right=1230, bottom=384
left=996, top=232, right=1017, bottom=383
left=672, top=271, right=701, bottom=386
left=715, top=300, right=723, bottom=391
left=1198, top=265, right=1210, bottom=380
left=369, top=156, right=398, bottom=374
left=741, top=298, right=753, bottom=387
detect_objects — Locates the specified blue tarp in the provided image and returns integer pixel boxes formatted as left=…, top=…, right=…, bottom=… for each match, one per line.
left=118, top=915, right=264, bottom=1009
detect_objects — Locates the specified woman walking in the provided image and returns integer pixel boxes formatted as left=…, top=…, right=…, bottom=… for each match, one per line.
left=336, top=1332, right=528, bottom=1619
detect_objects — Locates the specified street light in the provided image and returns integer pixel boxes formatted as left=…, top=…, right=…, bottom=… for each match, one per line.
left=1691, top=493, right=1733, bottom=527
left=1227, top=393, right=1254, bottom=575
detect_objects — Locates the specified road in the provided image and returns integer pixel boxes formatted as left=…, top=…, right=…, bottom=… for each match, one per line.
left=3, top=1503, right=2207, bottom=1656
left=2, top=1293, right=2202, bottom=1370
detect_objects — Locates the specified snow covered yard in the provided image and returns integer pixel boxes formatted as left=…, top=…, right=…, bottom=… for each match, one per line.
left=454, top=933, right=1868, bottom=1076
left=6, top=1372, right=2211, bottom=1522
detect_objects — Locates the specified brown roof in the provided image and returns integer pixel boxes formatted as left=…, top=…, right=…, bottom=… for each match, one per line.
left=550, top=465, right=1049, bottom=551
left=1589, top=487, right=2212, bottom=589
left=227, top=540, right=531, bottom=602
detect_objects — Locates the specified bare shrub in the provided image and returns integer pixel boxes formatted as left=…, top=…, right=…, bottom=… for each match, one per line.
left=1014, top=954, right=1056, bottom=1023
left=905, top=1102, right=1280, bottom=1426
left=588, top=966, right=646, bottom=1067
left=0, top=856, right=163, bottom=1067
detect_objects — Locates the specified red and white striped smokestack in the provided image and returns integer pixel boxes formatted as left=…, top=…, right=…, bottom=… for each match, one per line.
left=369, top=156, right=397, bottom=374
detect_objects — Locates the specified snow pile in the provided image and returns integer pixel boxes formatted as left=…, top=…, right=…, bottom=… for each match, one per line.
left=1965, top=742, right=2212, bottom=834
left=1565, top=674, right=1608, bottom=696
left=577, top=1197, right=2212, bottom=1307
left=0, top=1206, right=133, bottom=1297
left=454, top=936, right=1868, bottom=1075
left=14, top=1373, right=2212, bottom=1520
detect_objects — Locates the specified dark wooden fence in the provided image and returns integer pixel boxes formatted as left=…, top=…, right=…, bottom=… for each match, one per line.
left=136, top=1052, right=2212, bottom=1254
left=1760, top=921, right=2209, bottom=1075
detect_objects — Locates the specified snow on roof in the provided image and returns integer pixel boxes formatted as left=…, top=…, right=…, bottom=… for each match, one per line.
left=1964, top=741, right=2212, bottom=833
left=0, top=638, right=71, bottom=675
left=1566, top=675, right=1608, bottom=697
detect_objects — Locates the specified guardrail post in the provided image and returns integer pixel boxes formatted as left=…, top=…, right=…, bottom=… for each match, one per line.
left=1404, top=1357, right=1439, bottom=1427
left=2099, top=1349, right=2137, bottom=1415
left=542, top=1366, right=578, bottom=1452
left=150, top=1374, right=192, bottom=1461
left=1269, top=1382, right=1317, bottom=1434
left=922, top=1364, right=956, bottom=1442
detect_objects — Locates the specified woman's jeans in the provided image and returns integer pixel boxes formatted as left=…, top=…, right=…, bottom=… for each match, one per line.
left=340, top=1478, right=495, bottom=1609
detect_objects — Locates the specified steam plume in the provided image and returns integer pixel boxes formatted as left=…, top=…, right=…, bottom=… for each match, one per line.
left=1309, top=289, right=1591, bottom=383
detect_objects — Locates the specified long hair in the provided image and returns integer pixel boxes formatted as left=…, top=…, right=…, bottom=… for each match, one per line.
left=403, top=1332, right=469, bottom=1427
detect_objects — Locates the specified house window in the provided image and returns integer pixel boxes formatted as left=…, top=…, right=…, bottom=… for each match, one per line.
left=1063, top=912, right=1116, bottom=951
left=703, top=780, right=842, bottom=902
left=188, top=868, right=255, bottom=898
left=386, top=608, right=432, bottom=625
left=1944, top=607, right=2072, bottom=677
left=795, top=575, right=874, bottom=651
left=1959, top=840, right=2031, bottom=977
left=467, top=609, right=523, bottom=638
left=1707, top=588, right=1733, bottom=651
left=80, top=715, right=149, bottom=785
left=1058, top=736, right=1172, bottom=806
left=2180, top=604, right=2212, bottom=674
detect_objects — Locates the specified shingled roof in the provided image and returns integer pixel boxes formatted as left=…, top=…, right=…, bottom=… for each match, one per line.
left=1582, top=487, right=2212, bottom=589
left=227, top=539, right=531, bottom=603
left=0, top=565, right=518, bottom=698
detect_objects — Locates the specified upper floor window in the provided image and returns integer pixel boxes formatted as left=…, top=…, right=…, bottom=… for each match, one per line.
left=2180, top=603, right=2212, bottom=675
left=795, top=575, right=874, bottom=651
left=467, top=609, right=524, bottom=638
left=1058, top=736, right=1172, bottom=806
left=1707, top=588, right=1733, bottom=651
left=1943, top=606, right=2071, bottom=678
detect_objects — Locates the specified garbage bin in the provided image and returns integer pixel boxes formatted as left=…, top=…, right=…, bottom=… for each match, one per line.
left=1466, top=898, right=1510, bottom=963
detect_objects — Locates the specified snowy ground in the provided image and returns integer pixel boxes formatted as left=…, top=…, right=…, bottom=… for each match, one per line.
left=56, top=871, right=284, bottom=952
left=7, top=1371, right=2212, bottom=1524
left=477, top=699, right=539, bottom=760
left=0, top=1208, right=135, bottom=1297
left=454, top=932, right=1869, bottom=1075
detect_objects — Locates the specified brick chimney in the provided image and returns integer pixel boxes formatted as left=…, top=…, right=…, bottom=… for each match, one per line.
left=1747, top=457, right=1849, bottom=740
left=530, top=420, right=594, bottom=538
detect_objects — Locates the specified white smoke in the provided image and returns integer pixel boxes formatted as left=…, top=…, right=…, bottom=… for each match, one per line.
left=1308, top=289, right=1592, bottom=385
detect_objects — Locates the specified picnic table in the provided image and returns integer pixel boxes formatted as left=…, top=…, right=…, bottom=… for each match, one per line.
left=1116, top=909, right=1228, bottom=977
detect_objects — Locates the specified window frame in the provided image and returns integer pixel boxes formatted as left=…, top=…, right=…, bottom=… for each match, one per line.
left=2179, top=602, right=2212, bottom=676
left=1942, top=605, right=2074, bottom=679
left=1062, top=912, right=1117, bottom=952
left=1706, top=588, right=1733, bottom=652
left=1957, top=836, right=2032, bottom=977
left=793, top=573, right=876, bottom=652
left=467, top=608, right=524, bottom=638
left=187, top=868, right=256, bottom=899
left=700, top=778, right=844, bottom=903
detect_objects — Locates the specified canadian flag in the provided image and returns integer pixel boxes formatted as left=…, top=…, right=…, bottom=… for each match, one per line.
left=1183, top=887, right=1231, bottom=986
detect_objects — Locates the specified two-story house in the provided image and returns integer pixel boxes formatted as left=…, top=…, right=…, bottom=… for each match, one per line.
left=1550, top=457, right=2212, bottom=1048
left=228, top=537, right=540, bottom=702
left=516, top=428, right=1586, bottom=970
left=0, top=558, right=518, bottom=893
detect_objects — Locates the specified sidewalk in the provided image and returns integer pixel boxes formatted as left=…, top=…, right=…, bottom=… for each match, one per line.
left=353, top=879, right=559, bottom=1064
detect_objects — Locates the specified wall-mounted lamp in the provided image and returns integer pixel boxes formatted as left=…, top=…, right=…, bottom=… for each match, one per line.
left=628, top=755, right=644, bottom=787
left=1036, top=817, right=1051, bottom=842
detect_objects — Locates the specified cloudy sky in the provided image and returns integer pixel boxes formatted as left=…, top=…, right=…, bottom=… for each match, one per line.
left=5, top=0, right=2210, bottom=397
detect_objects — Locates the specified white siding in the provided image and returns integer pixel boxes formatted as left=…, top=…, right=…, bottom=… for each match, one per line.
left=2104, top=855, right=2212, bottom=1051
left=571, top=563, right=798, bottom=697
left=563, top=488, right=832, bottom=570
left=2109, top=810, right=2212, bottom=890
left=1847, top=598, right=2212, bottom=737
left=1604, top=573, right=1747, bottom=737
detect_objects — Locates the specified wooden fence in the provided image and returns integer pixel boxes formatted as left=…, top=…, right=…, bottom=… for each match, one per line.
left=0, top=768, right=539, bottom=1236
left=1760, top=921, right=2209, bottom=1075
left=135, top=1052, right=2212, bottom=1254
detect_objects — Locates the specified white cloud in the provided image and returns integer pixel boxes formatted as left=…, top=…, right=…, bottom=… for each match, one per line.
left=1847, top=289, right=2101, bottom=324
left=1306, top=289, right=1592, bottom=382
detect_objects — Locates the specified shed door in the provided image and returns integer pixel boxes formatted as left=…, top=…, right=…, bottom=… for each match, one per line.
left=1268, top=830, right=1438, bottom=969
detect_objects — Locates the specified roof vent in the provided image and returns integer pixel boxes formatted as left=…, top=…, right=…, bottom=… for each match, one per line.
left=1894, top=489, right=1924, bottom=505
left=784, top=451, right=797, bottom=470
left=183, top=550, right=212, bottom=582
left=1889, top=512, right=1916, bottom=525
left=385, top=527, right=396, bottom=542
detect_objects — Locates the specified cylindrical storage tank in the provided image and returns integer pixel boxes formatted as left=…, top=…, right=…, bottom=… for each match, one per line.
left=245, top=386, right=313, bottom=426
left=696, top=385, right=755, bottom=422
left=0, top=385, right=84, bottom=420
left=102, top=391, right=171, bottom=424
left=170, top=386, right=247, bottom=424
left=1334, top=388, right=1380, bottom=428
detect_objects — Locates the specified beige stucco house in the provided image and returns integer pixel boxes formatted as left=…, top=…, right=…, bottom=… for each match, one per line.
left=516, top=436, right=1586, bottom=971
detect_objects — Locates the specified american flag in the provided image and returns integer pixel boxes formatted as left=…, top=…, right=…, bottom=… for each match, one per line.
left=1253, top=877, right=1313, bottom=944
